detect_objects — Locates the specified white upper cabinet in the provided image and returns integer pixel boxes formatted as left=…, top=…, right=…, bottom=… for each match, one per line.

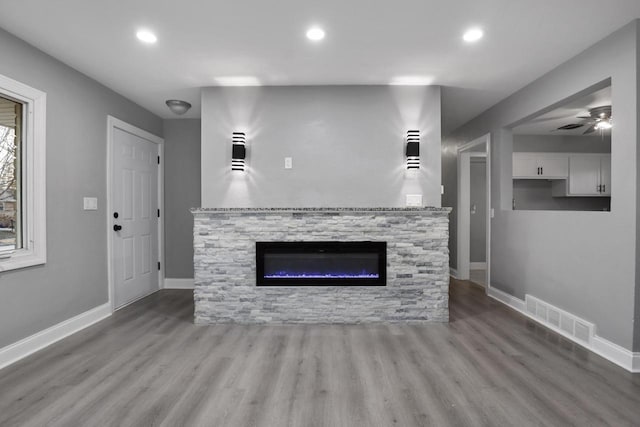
left=550, top=154, right=611, bottom=197
left=513, top=153, right=568, bottom=179
left=568, top=156, right=601, bottom=195
left=599, top=155, right=611, bottom=196
left=539, top=154, right=570, bottom=178
left=512, top=153, right=538, bottom=177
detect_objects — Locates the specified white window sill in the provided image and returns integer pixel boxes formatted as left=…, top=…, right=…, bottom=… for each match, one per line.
left=0, top=250, right=45, bottom=272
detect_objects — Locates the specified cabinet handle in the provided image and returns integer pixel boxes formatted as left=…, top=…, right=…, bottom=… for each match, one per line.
left=541, top=167, right=543, bottom=175
left=597, top=185, right=601, bottom=193
left=537, top=167, right=541, bottom=175
left=602, top=184, right=606, bottom=193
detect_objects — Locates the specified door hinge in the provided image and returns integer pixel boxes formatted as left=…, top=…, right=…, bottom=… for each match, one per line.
left=158, top=261, right=161, bottom=270
left=157, top=209, right=160, bottom=217
left=157, top=156, right=160, bottom=164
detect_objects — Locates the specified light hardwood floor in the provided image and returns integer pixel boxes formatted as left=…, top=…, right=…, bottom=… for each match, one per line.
left=1, top=280, right=639, bottom=427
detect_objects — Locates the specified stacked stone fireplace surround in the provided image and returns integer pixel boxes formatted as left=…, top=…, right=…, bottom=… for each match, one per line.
left=192, top=208, right=451, bottom=324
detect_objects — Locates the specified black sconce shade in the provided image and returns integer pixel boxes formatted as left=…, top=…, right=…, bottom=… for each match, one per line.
left=232, top=132, right=246, bottom=171
left=406, top=140, right=419, bottom=157
left=232, top=144, right=246, bottom=159
left=406, top=130, right=420, bottom=169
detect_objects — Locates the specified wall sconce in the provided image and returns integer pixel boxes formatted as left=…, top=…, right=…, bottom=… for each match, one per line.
left=406, top=130, right=420, bottom=169
left=232, top=132, right=246, bottom=171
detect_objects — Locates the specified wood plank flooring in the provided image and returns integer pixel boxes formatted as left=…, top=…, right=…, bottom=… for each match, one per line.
left=1, top=279, right=639, bottom=426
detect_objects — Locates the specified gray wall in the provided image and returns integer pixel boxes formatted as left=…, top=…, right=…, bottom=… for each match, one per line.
left=163, top=119, right=201, bottom=279
left=470, top=159, right=486, bottom=263
left=635, top=24, right=640, bottom=352
left=513, top=134, right=611, bottom=153
left=0, top=28, right=162, bottom=348
left=443, top=20, right=639, bottom=350
left=201, top=86, right=442, bottom=208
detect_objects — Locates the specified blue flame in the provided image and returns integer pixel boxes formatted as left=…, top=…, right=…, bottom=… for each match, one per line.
left=264, top=272, right=379, bottom=279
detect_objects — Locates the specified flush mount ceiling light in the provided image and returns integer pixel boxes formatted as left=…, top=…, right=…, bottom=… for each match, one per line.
left=165, top=99, right=192, bottom=115
left=306, top=27, right=326, bottom=41
left=463, top=27, right=484, bottom=43
left=136, top=29, right=157, bottom=44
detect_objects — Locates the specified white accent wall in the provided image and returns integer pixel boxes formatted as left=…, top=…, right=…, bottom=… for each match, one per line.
left=200, top=86, right=442, bottom=208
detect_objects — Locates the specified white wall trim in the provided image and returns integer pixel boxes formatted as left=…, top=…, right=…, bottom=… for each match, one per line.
left=488, top=287, right=640, bottom=372
left=0, top=303, right=111, bottom=372
left=487, top=286, right=527, bottom=313
left=470, top=262, right=487, bottom=270
left=592, top=336, right=640, bottom=373
left=0, top=73, right=47, bottom=272
left=164, top=278, right=195, bottom=289
left=449, top=268, right=458, bottom=279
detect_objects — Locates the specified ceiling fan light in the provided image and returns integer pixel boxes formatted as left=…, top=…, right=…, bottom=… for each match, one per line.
left=595, top=120, right=612, bottom=130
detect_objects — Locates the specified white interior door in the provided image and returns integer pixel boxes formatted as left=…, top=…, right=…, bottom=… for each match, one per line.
left=112, top=127, right=159, bottom=309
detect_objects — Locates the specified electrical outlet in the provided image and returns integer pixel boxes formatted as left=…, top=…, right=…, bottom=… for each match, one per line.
left=284, top=157, right=292, bottom=169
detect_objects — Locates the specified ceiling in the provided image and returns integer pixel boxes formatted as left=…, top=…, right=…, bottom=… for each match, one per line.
left=0, top=1, right=639, bottom=134
left=513, top=86, right=612, bottom=136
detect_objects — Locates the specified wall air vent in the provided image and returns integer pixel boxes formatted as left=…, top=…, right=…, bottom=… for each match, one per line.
left=525, top=295, right=594, bottom=345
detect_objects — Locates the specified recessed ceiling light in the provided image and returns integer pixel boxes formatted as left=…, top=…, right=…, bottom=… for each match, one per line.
left=389, top=76, right=435, bottom=86
left=214, top=76, right=261, bottom=86
left=306, top=27, right=325, bottom=41
left=136, top=29, right=157, bottom=44
left=463, top=27, right=484, bottom=43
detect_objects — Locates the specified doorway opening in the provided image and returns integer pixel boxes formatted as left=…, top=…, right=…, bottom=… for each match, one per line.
left=457, top=133, right=491, bottom=290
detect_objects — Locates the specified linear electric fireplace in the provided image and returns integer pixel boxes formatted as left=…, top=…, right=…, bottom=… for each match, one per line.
left=256, top=241, right=387, bottom=286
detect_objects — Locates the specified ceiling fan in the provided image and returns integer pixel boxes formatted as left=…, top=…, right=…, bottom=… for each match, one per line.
left=556, top=105, right=612, bottom=134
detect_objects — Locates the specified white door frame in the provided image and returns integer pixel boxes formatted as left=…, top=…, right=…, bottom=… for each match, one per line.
left=107, top=116, right=165, bottom=312
left=457, top=133, right=491, bottom=291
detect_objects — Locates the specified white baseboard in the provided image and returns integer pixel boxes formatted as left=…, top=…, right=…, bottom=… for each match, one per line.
left=592, top=336, right=640, bottom=373
left=449, top=268, right=458, bottom=279
left=164, top=278, right=194, bottom=289
left=470, top=262, right=487, bottom=270
left=488, top=286, right=526, bottom=313
left=488, top=286, right=640, bottom=373
left=0, top=303, right=111, bottom=372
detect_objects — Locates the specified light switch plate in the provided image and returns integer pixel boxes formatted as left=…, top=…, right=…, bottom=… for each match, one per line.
left=491, top=208, right=495, bottom=218
left=406, top=194, right=423, bottom=207
left=83, top=197, right=98, bottom=211
left=284, top=157, right=292, bottom=169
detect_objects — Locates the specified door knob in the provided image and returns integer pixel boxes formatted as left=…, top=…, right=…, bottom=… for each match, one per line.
left=113, top=224, right=122, bottom=231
